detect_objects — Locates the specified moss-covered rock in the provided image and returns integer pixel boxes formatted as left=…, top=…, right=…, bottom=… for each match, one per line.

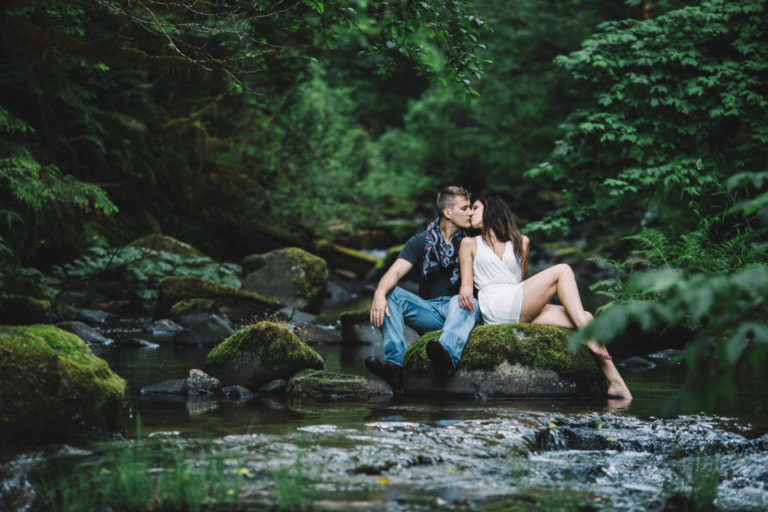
left=169, top=298, right=220, bottom=316
left=286, top=369, right=369, bottom=401
left=0, top=324, right=126, bottom=443
left=310, top=240, right=381, bottom=279
left=154, top=276, right=278, bottom=321
left=403, top=324, right=603, bottom=398
left=0, top=294, right=55, bottom=325
left=205, top=321, right=325, bottom=389
left=125, top=233, right=205, bottom=257
left=242, top=248, right=329, bottom=313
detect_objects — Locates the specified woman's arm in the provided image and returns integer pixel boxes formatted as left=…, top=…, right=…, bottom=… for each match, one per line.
left=459, top=237, right=477, bottom=311
left=520, top=235, right=530, bottom=280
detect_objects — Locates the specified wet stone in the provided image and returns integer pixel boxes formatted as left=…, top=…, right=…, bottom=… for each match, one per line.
left=123, top=337, right=159, bottom=349
left=287, top=369, right=369, bottom=401
left=143, top=319, right=183, bottom=338
left=56, top=321, right=114, bottom=347
left=222, top=385, right=256, bottom=400
left=184, top=369, right=221, bottom=395
left=140, top=379, right=186, bottom=395
left=259, top=379, right=287, bottom=394
left=618, top=356, right=657, bottom=371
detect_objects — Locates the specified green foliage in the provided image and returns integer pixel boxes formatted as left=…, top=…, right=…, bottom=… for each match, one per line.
left=271, top=448, right=320, bottom=511
left=37, top=438, right=242, bottom=511
left=528, top=0, right=768, bottom=237
left=49, top=246, right=241, bottom=300
left=664, top=449, right=721, bottom=512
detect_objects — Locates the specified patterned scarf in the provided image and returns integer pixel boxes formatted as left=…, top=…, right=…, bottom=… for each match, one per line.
left=422, top=217, right=465, bottom=285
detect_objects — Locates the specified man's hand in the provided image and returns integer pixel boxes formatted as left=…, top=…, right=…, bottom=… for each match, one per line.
left=458, top=286, right=474, bottom=312
left=370, top=294, right=390, bottom=327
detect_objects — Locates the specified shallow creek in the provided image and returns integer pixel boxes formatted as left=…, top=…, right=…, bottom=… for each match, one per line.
left=2, top=315, right=767, bottom=511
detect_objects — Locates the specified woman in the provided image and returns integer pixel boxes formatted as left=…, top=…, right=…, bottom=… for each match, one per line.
left=458, top=196, right=632, bottom=399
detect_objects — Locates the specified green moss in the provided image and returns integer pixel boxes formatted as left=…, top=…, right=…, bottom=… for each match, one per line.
left=125, top=233, right=204, bottom=257
left=286, top=247, right=328, bottom=301
left=403, top=324, right=600, bottom=382
left=0, top=324, right=126, bottom=443
left=156, top=275, right=278, bottom=318
left=0, top=293, right=54, bottom=324
left=169, top=298, right=219, bottom=316
left=338, top=310, right=371, bottom=323
left=206, top=321, right=318, bottom=367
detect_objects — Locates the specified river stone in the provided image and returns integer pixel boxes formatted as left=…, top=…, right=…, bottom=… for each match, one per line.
left=339, top=311, right=419, bottom=345
left=154, top=275, right=278, bottom=321
left=125, top=233, right=205, bottom=257
left=402, top=324, right=603, bottom=398
left=56, top=320, right=115, bottom=347
left=310, top=240, right=381, bottom=279
left=0, top=294, right=54, bottom=325
left=184, top=369, right=221, bottom=395
left=0, top=325, right=126, bottom=443
left=242, top=247, right=329, bottom=314
left=296, top=322, right=343, bottom=344
left=205, top=321, right=325, bottom=389
left=140, top=379, right=187, bottom=395
left=618, top=356, right=657, bottom=370
left=144, top=319, right=184, bottom=339
left=124, top=338, right=159, bottom=349
left=222, top=385, right=256, bottom=400
left=648, top=348, right=684, bottom=361
left=172, top=313, right=234, bottom=346
left=287, top=369, right=369, bottom=401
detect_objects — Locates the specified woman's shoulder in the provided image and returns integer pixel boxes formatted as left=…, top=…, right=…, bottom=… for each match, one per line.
left=460, top=236, right=478, bottom=249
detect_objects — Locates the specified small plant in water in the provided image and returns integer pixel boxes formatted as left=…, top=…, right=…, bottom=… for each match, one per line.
left=35, top=436, right=242, bottom=511
left=271, top=448, right=321, bottom=511
left=664, top=448, right=721, bottom=512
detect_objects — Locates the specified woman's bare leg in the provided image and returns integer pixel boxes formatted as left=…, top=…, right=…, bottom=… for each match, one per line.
left=530, top=305, right=632, bottom=399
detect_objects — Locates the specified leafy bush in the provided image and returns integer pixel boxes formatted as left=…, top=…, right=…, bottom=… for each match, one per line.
left=50, top=246, right=242, bottom=300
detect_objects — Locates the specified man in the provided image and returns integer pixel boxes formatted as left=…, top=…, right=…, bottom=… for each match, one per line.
left=366, top=186, right=481, bottom=390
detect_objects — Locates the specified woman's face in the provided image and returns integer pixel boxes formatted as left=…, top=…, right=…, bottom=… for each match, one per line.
left=470, top=200, right=484, bottom=229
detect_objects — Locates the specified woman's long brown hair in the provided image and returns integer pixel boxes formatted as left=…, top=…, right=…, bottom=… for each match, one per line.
left=479, top=196, right=523, bottom=261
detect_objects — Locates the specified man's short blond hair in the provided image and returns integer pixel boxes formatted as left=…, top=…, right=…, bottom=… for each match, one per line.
left=436, top=186, right=471, bottom=217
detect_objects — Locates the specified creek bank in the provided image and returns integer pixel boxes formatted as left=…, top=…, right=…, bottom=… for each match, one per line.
left=0, top=324, right=126, bottom=444
left=403, top=324, right=602, bottom=398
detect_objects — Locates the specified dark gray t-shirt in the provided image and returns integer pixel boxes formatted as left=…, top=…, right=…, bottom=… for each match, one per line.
left=398, top=230, right=463, bottom=300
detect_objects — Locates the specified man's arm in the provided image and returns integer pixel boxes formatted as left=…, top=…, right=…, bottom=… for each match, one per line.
left=458, top=237, right=477, bottom=311
left=370, top=258, right=414, bottom=327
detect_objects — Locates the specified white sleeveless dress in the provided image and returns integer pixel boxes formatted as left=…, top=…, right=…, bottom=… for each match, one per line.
left=473, top=236, right=524, bottom=324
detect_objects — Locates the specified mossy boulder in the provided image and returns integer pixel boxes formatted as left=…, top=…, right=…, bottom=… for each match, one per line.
left=205, top=321, right=325, bottom=389
left=0, top=294, right=55, bottom=325
left=242, top=248, right=329, bottom=313
left=154, top=276, right=278, bottom=321
left=310, top=240, right=381, bottom=279
left=126, top=233, right=205, bottom=257
left=0, top=324, right=126, bottom=443
left=287, top=369, right=369, bottom=401
left=169, top=298, right=220, bottom=316
left=403, top=324, right=603, bottom=398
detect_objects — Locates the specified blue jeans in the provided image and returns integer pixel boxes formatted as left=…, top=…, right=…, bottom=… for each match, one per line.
left=381, top=287, right=480, bottom=368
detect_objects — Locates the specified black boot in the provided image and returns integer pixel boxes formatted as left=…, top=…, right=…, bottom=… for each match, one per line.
left=365, top=357, right=404, bottom=390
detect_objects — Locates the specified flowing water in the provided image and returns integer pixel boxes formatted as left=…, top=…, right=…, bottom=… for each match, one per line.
left=2, top=314, right=767, bottom=511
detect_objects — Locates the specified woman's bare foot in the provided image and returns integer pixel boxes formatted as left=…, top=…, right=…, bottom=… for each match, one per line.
left=607, top=381, right=632, bottom=400
left=587, top=340, right=612, bottom=360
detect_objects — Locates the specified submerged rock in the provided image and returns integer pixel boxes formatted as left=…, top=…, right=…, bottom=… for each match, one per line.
left=205, top=321, right=325, bottom=389
left=154, top=276, right=278, bottom=321
left=56, top=320, right=115, bottom=347
left=618, top=356, right=657, bottom=371
left=143, top=319, right=184, bottom=339
left=242, top=247, right=329, bottom=314
left=140, top=379, right=187, bottom=395
left=0, top=324, right=126, bottom=443
left=0, top=294, right=54, bottom=325
left=403, top=324, right=602, bottom=398
left=184, top=369, right=221, bottom=395
left=287, top=369, right=369, bottom=401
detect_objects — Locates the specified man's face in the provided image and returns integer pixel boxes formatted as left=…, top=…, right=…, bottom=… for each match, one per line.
left=444, top=196, right=472, bottom=229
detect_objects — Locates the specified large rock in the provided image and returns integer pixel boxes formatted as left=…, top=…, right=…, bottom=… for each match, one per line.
left=0, top=324, right=126, bottom=443
left=339, top=311, right=419, bottom=345
left=56, top=320, right=115, bottom=347
left=205, top=321, right=325, bottom=389
left=154, top=276, right=278, bottom=321
left=0, top=294, right=54, bottom=325
left=171, top=313, right=234, bottom=346
left=286, top=369, right=369, bottom=401
left=125, top=233, right=205, bottom=257
left=310, top=240, right=381, bottom=279
left=403, top=324, right=603, bottom=398
left=242, top=248, right=328, bottom=314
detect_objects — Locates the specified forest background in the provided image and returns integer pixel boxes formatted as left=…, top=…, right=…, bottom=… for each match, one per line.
left=1, top=0, right=766, bottom=409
